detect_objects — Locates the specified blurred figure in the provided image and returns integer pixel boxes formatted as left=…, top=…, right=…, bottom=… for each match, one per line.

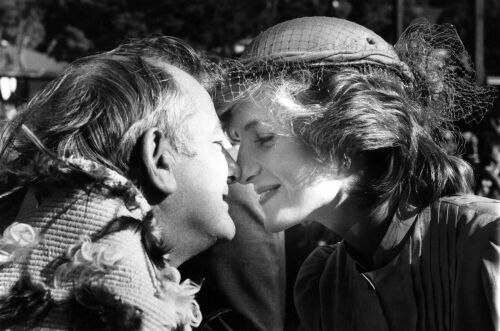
left=476, top=118, right=500, bottom=198
left=0, top=103, right=17, bottom=121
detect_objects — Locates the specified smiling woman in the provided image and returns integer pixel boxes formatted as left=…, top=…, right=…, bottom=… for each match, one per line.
left=217, top=16, right=500, bottom=331
left=226, top=95, right=346, bottom=233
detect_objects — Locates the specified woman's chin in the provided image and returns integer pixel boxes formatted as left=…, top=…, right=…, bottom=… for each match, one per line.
left=263, top=212, right=303, bottom=233
left=263, top=222, right=286, bottom=233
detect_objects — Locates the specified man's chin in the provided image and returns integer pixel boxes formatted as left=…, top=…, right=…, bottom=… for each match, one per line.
left=216, top=218, right=236, bottom=242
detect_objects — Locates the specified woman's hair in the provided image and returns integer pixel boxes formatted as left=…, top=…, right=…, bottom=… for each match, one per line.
left=226, top=65, right=474, bottom=216
left=217, top=17, right=499, bottom=218
left=0, top=37, right=210, bottom=191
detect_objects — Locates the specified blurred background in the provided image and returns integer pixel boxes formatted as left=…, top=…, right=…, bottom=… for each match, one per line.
left=3, top=0, right=498, bottom=193
left=0, top=0, right=499, bottom=106
left=0, top=0, right=498, bottom=112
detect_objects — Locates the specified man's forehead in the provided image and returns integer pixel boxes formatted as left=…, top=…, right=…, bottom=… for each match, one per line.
left=156, top=62, right=221, bottom=131
left=159, top=63, right=213, bottom=103
left=157, top=62, right=196, bottom=84
left=143, top=59, right=197, bottom=87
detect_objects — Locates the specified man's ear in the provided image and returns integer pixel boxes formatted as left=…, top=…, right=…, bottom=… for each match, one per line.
left=140, top=128, right=177, bottom=198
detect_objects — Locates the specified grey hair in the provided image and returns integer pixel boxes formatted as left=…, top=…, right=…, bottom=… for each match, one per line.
left=0, top=37, right=209, bottom=187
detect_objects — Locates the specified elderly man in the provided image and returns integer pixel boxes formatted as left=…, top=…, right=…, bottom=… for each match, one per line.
left=0, top=37, right=238, bottom=330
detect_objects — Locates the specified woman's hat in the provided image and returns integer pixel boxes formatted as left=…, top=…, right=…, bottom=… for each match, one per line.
left=217, top=16, right=496, bottom=124
left=240, top=16, right=412, bottom=79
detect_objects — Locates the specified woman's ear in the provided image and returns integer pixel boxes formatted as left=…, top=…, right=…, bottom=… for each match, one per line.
left=336, top=147, right=357, bottom=177
left=140, top=128, right=177, bottom=199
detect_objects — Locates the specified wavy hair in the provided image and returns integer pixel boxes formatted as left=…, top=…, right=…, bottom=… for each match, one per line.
left=228, top=66, right=474, bottom=216
left=0, top=37, right=210, bottom=191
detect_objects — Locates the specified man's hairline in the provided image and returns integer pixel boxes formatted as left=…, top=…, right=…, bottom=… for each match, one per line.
left=154, top=60, right=202, bottom=157
left=158, top=61, right=197, bottom=117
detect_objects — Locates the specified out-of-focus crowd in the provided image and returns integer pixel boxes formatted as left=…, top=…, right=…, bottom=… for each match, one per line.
left=462, top=116, right=500, bottom=199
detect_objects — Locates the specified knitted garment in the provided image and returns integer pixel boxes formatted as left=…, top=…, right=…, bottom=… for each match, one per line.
left=0, top=158, right=201, bottom=330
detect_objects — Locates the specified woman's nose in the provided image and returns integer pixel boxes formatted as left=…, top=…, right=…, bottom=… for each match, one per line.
left=236, top=147, right=259, bottom=185
left=224, top=149, right=240, bottom=184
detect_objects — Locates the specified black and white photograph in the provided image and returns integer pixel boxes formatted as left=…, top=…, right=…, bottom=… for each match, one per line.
left=0, top=0, right=499, bottom=330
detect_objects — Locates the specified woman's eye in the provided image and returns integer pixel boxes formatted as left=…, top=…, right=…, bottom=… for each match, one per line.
left=226, top=129, right=240, bottom=144
left=228, top=136, right=240, bottom=145
left=255, top=134, right=276, bottom=147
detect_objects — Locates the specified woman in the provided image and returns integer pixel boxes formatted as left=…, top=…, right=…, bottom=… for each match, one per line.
left=218, top=17, right=499, bottom=330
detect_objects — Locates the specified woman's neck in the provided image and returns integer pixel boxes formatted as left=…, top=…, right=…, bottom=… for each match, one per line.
left=315, top=194, right=395, bottom=268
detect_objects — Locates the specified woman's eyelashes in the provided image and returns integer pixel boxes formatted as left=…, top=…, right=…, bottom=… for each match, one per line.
left=225, top=128, right=240, bottom=144
left=254, top=133, right=276, bottom=147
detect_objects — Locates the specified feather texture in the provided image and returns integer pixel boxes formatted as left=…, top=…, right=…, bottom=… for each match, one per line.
left=0, top=276, right=54, bottom=329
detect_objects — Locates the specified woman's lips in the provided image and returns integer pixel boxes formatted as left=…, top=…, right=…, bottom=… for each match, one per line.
left=256, top=185, right=280, bottom=204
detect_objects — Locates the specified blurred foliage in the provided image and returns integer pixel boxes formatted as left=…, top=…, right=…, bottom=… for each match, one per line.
left=437, top=0, right=500, bottom=76
left=349, top=0, right=395, bottom=42
left=38, top=0, right=277, bottom=59
left=0, top=0, right=46, bottom=49
left=0, top=0, right=499, bottom=75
